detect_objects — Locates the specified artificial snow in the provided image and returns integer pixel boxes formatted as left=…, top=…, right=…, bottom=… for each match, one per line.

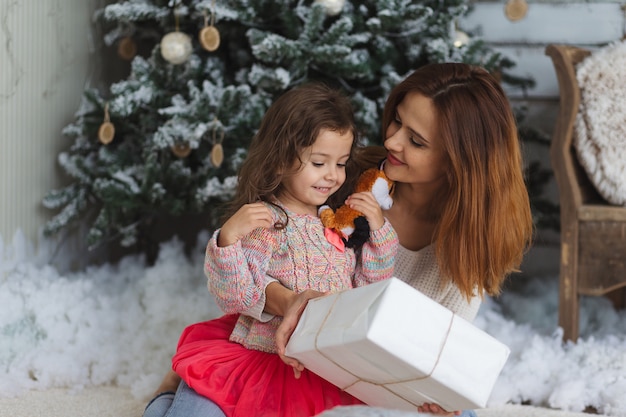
left=1, top=231, right=626, bottom=416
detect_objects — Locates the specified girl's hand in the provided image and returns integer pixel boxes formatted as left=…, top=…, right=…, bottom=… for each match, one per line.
left=218, top=202, right=274, bottom=247
left=275, top=289, right=326, bottom=379
left=418, top=403, right=462, bottom=416
left=345, top=191, right=385, bottom=231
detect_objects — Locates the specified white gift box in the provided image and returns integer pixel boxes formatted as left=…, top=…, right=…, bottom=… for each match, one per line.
left=284, top=278, right=509, bottom=412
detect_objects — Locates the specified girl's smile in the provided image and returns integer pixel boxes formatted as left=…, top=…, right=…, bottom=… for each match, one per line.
left=313, top=186, right=332, bottom=194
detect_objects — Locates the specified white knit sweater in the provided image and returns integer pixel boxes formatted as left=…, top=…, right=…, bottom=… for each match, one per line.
left=393, top=245, right=481, bottom=322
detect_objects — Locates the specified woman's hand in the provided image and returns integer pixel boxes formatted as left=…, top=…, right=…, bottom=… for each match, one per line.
left=345, top=191, right=385, bottom=231
left=418, top=403, right=462, bottom=416
left=273, top=288, right=326, bottom=379
left=218, top=202, right=273, bottom=247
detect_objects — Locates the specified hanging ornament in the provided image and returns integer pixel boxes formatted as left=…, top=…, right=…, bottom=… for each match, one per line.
left=453, top=29, right=470, bottom=48
left=199, top=1, right=220, bottom=52
left=450, top=20, right=469, bottom=48
left=210, top=117, right=225, bottom=168
left=171, top=142, right=192, bottom=158
left=313, top=0, right=345, bottom=16
left=211, top=143, right=224, bottom=167
left=161, top=31, right=192, bottom=64
left=117, top=36, right=137, bottom=61
left=505, top=0, right=528, bottom=22
left=160, top=6, right=192, bottom=64
left=98, top=103, right=115, bottom=145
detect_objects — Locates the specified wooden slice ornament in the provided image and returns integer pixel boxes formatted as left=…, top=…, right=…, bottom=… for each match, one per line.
left=505, top=0, right=528, bottom=22
left=171, top=142, right=192, bottom=158
left=199, top=5, right=220, bottom=52
left=200, top=26, right=220, bottom=52
left=210, top=117, right=225, bottom=168
left=117, top=36, right=137, bottom=61
left=211, top=143, right=224, bottom=167
left=98, top=103, right=115, bottom=145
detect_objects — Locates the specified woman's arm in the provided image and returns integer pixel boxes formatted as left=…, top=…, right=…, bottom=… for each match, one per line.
left=269, top=283, right=326, bottom=342
left=263, top=281, right=297, bottom=316
left=418, top=404, right=462, bottom=416
left=265, top=282, right=327, bottom=378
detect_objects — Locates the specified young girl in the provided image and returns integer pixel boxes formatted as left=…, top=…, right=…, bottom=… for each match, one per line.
left=147, top=83, right=399, bottom=417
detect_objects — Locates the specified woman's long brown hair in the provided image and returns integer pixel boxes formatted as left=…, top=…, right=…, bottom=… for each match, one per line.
left=223, top=83, right=358, bottom=223
left=381, top=63, right=534, bottom=299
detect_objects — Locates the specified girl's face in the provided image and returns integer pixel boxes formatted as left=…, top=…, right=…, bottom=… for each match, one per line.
left=279, top=128, right=353, bottom=215
left=383, top=92, right=448, bottom=188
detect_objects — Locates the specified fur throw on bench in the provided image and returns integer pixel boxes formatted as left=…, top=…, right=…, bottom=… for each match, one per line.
left=574, top=39, right=626, bottom=206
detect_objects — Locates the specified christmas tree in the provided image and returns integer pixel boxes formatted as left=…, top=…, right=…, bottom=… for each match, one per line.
left=43, top=0, right=538, bottom=261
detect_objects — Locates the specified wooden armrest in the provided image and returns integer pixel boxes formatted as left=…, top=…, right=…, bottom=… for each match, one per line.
left=545, top=44, right=602, bottom=212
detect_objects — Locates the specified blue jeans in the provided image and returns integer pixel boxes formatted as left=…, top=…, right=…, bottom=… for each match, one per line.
left=142, top=380, right=478, bottom=417
left=143, top=380, right=225, bottom=417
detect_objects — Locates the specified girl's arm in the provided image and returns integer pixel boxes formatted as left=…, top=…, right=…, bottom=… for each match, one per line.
left=205, top=203, right=276, bottom=314
left=352, top=219, right=398, bottom=286
left=343, top=191, right=398, bottom=286
left=205, top=226, right=275, bottom=314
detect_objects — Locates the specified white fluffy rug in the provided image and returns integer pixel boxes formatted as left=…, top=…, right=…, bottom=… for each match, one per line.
left=0, top=386, right=608, bottom=417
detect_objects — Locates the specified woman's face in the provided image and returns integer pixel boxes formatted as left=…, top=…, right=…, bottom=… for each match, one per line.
left=383, top=92, right=448, bottom=188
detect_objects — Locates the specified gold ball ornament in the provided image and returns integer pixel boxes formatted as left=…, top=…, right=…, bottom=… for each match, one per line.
left=160, top=32, right=193, bottom=64
left=98, top=122, right=115, bottom=145
left=171, top=143, right=192, bottom=158
left=313, top=0, right=345, bottom=16
left=117, top=36, right=137, bottom=61
left=505, top=0, right=528, bottom=22
left=199, top=25, right=220, bottom=52
left=210, top=143, right=224, bottom=168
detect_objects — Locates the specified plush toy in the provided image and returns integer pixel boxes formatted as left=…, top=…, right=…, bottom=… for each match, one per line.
left=319, top=168, right=394, bottom=251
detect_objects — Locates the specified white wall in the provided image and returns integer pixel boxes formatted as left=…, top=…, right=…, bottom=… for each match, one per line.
left=462, top=1, right=625, bottom=136
left=0, top=1, right=100, bottom=247
left=463, top=1, right=625, bottom=100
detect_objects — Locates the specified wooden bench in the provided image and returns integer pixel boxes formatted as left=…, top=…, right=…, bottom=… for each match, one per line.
left=545, top=44, right=626, bottom=342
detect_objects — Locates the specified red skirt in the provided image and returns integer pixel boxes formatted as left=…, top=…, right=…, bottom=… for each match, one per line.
left=172, top=314, right=363, bottom=417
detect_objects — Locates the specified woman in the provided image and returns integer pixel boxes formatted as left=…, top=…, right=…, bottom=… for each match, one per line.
left=145, top=62, right=534, bottom=417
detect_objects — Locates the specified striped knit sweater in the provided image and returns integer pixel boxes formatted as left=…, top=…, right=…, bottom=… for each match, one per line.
left=204, top=202, right=399, bottom=353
